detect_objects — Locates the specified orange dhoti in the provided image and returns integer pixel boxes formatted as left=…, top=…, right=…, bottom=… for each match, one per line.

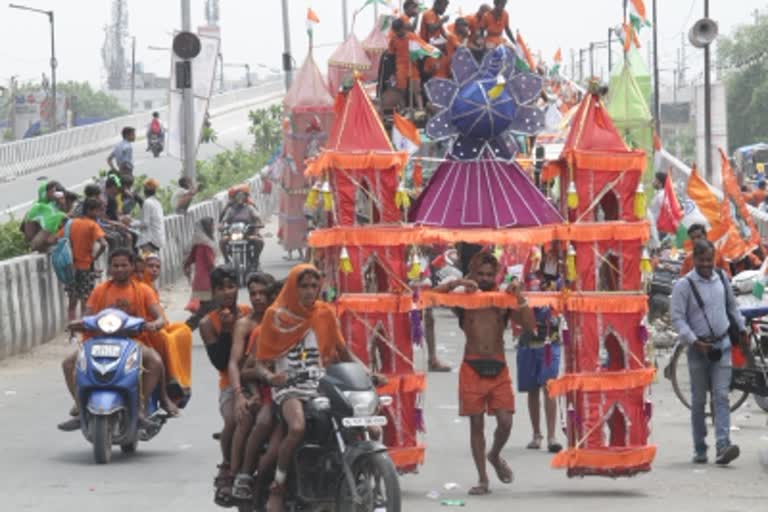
left=458, top=353, right=515, bottom=416
left=145, top=322, right=193, bottom=395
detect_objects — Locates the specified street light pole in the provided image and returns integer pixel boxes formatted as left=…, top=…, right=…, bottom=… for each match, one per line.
left=280, top=0, right=293, bottom=90
left=181, top=0, right=196, bottom=183
left=652, top=0, right=661, bottom=134
left=703, top=0, right=713, bottom=182
left=130, top=36, right=136, bottom=114
left=9, top=4, right=57, bottom=132
left=342, top=0, right=349, bottom=40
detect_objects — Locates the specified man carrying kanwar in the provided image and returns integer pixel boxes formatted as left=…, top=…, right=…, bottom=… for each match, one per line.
left=253, top=264, right=380, bottom=512
left=433, top=251, right=535, bottom=496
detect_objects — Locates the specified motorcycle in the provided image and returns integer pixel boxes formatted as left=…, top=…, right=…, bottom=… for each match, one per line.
left=147, top=133, right=164, bottom=157
left=239, top=363, right=401, bottom=512
left=70, top=308, right=170, bottom=464
left=648, top=257, right=683, bottom=322
left=223, top=222, right=261, bottom=287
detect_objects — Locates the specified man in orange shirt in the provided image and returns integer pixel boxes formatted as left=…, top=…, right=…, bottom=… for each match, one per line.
left=388, top=18, right=425, bottom=111
left=420, top=0, right=450, bottom=80
left=200, top=265, right=254, bottom=507
left=62, top=197, right=108, bottom=322
left=680, top=224, right=731, bottom=277
left=466, top=4, right=491, bottom=39
left=58, top=248, right=177, bottom=431
left=482, top=0, right=515, bottom=48
left=435, top=17, right=470, bottom=78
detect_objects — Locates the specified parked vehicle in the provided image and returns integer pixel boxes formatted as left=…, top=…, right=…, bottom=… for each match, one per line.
left=648, top=257, right=683, bottom=322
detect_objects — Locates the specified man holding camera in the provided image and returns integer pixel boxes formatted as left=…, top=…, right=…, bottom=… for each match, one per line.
left=671, top=239, right=747, bottom=465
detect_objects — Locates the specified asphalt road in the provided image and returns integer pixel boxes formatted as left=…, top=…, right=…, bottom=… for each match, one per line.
left=0, top=101, right=278, bottom=222
left=1, top=231, right=768, bottom=511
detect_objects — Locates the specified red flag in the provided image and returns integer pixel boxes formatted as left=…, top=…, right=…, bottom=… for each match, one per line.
left=657, top=175, right=683, bottom=233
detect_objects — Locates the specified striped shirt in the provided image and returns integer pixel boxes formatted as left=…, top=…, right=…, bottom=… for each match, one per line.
left=272, top=330, right=321, bottom=404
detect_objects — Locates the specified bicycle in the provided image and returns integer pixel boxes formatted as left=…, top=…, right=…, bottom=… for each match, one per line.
left=664, top=305, right=768, bottom=415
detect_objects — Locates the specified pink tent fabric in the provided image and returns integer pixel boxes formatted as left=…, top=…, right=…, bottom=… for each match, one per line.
left=362, top=15, right=390, bottom=81
left=283, top=53, right=334, bottom=112
left=409, top=158, right=563, bottom=228
left=327, top=34, right=372, bottom=95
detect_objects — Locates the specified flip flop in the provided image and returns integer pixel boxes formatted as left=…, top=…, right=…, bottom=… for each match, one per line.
left=487, top=455, right=514, bottom=484
left=526, top=435, right=543, bottom=450
left=468, top=483, right=491, bottom=495
left=548, top=442, right=563, bottom=453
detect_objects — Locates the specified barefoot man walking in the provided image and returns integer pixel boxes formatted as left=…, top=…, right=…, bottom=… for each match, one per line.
left=434, top=251, right=535, bottom=495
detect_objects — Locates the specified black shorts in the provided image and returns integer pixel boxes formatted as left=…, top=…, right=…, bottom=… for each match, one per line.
left=64, top=269, right=97, bottom=301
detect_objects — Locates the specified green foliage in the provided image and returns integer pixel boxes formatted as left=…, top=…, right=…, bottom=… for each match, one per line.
left=201, top=125, right=218, bottom=143
left=718, top=19, right=768, bottom=151
left=0, top=217, right=30, bottom=260
left=2, top=80, right=128, bottom=121
left=249, top=104, right=283, bottom=155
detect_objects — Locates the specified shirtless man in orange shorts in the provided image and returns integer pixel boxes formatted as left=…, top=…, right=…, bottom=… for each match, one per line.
left=434, top=251, right=535, bottom=495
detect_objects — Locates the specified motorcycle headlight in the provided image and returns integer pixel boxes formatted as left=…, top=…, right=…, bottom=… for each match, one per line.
left=231, top=232, right=244, bottom=241
left=124, top=346, right=140, bottom=373
left=343, top=390, right=379, bottom=417
left=97, top=313, right=123, bottom=334
left=76, top=346, right=87, bottom=372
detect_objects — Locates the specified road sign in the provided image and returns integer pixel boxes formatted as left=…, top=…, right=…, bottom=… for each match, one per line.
left=173, top=31, right=201, bottom=59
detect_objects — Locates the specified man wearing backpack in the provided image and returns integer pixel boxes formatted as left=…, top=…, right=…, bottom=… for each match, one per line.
left=59, top=197, right=108, bottom=321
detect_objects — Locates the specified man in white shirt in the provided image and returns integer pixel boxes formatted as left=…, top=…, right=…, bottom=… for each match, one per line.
left=135, top=178, right=165, bottom=252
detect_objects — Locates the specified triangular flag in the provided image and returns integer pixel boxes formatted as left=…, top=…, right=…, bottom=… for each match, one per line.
left=516, top=31, right=537, bottom=72
left=306, top=8, right=320, bottom=38
left=686, top=164, right=721, bottom=233
left=392, top=112, right=421, bottom=154
left=657, top=173, right=683, bottom=233
left=717, top=148, right=761, bottom=261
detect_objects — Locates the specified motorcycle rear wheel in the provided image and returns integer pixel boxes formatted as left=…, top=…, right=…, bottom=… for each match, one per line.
left=337, top=453, right=401, bottom=512
left=91, top=416, right=113, bottom=464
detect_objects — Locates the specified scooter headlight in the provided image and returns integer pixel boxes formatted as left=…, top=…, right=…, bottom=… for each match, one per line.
left=76, top=346, right=87, bottom=372
left=97, top=313, right=123, bottom=334
left=343, top=390, right=379, bottom=417
left=124, top=346, right=140, bottom=373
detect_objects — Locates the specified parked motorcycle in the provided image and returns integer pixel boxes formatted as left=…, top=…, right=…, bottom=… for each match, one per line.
left=238, top=363, right=401, bottom=512
left=70, top=308, right=170, bottom=464
left=147, top=133, right=164, bottom=157
left=222, top=222, right=262, bottom=287
left=648, top=257, right=683, bottom=322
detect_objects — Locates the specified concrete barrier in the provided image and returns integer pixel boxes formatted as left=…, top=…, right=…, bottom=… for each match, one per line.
left=0, top=172, right=277, bottom=360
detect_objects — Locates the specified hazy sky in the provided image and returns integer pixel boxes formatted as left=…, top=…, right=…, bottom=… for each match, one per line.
left=0, top=0, right=765, bottom=90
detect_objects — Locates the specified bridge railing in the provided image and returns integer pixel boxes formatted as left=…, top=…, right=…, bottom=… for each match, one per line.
left=0, top=78, right=284, bottom=181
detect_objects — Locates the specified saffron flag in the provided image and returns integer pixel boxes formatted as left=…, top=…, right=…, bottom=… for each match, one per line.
left=629, top=0, right=652, bottom=33
left=392, top=113, right=421, bottom=154
left=550, top=48, right=562, bottom=77
left=686, top=164, right=722, bottom=235
left=717, top=148, right=761, bottom=261
left=657, top=173, right=683, bottom=233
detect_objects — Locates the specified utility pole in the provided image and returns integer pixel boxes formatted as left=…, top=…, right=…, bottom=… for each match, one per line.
left=570, top=49, right=575, bottom=81
left=342, top=0, right=349, bottom=40
left=280, top=0, right=293, bottom=90
left=181, top=0, right=196, bottom=183
left=589, top=42, right=595, bottom=78
left=130, top=36, right=136, bottom=113
left=680, top=32, right=686, bottom=86
left=704, top=0, right=713, bottom=182
left=755, top=8, right=760, bottom=24
left=8, top=76, right=17, bottom=140
left=608, top=28, right=613, bottom=73
left=652, top=0, right=661, bottom=134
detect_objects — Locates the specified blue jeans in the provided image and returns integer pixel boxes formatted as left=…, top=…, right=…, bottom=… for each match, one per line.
left=687, top=345, right=733, bottom=454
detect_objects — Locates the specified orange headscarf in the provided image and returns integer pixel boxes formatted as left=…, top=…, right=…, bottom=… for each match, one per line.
left=256, top=264, right=345, bottom=363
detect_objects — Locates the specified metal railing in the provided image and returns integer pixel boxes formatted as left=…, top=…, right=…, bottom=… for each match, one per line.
left=0, top=78, right=285, bottom=181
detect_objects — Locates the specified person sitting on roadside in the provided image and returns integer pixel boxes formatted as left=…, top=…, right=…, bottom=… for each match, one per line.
left=226, top=272, right=276, bottom=501
left=22, top=180, right=68, bottom=252
left=61, top=198, right=108, bottom=322
left=57, top=248, right=179, bottom=432
left=679, top=224, right=731, bottom=277
left=172, top=176, right=198, bottom=215
left=200, top=266, right=254, bottom=507
left=253, top=264, right=380, bottom=512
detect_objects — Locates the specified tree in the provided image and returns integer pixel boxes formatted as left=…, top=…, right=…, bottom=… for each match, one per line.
left=60, top=81, right=127, bottom=119
left=248, top=105, right=282, bottom=154
left=718, top=16, right=768, bottom=151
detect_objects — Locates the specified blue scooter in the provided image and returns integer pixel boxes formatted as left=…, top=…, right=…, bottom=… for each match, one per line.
left=73, top=308, right=169, bottom=464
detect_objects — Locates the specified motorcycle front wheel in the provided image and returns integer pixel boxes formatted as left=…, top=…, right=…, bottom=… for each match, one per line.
left=337, top=453, right=401, bottom=512
left=90, top=415, right=113, bottom=464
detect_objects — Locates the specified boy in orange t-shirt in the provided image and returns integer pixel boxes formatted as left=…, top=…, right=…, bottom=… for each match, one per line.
left=388, top=18, right=425, bottom=110
left=61, top=197, right=108, bottom=321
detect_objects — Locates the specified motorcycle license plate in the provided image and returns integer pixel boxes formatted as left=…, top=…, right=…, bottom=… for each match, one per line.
left=341, top=416, right=388, bottom=428
left=91, top=344, right=121, bottom=358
